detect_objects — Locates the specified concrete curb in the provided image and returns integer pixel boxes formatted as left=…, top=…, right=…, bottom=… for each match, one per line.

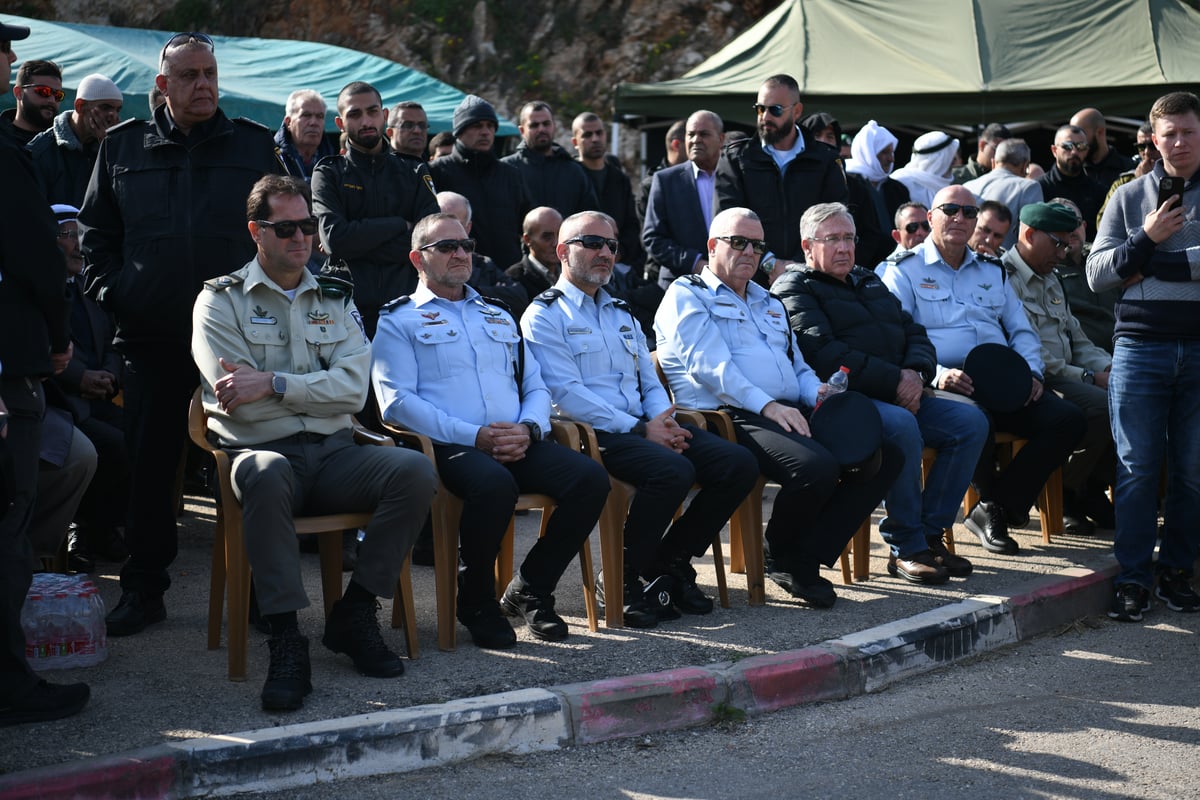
left=0, top=560, right=1119, bottom=798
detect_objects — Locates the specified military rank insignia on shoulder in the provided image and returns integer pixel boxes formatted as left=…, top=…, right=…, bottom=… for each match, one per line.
left=976, top=250, right=1004, bottom=267
left=203, top=274, right=245, bottom=292
left=316, top=274, right=354, bottom=305
left=533, top=288, right=564, bottom=305
left=612, top=297, right=632, bottom=312
left=681, top=274, right=705, bottom=287
left=886, top=249, right=915, bottom=266
left=379, top=295, right=412, bottom=315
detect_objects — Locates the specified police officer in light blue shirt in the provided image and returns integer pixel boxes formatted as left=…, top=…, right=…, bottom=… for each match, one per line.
left=372, top=212, right=610, bottom=651
left=654, top=207, right=902, bottom=609
left=522, top=211, right=756, bottom=627
left=878, top=184, right=1084, bottom=557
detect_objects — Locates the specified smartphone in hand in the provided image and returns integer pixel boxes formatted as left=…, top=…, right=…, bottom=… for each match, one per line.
left=1158, top=176, right=1185, bottom=211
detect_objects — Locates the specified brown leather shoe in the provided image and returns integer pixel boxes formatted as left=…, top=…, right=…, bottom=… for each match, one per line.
left=887, top=550, right=950, bottom=585
left=926, top=535, right=973, bottom=577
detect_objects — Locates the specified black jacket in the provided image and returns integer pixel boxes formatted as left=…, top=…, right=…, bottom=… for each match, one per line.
left=0, top=119, right=70, bottom=377
left=312, top=144, right=439, bottom=336
left=501, top=141, right=597, bottom=218
left=1037, top=165, right=1105, bottom=240
left=430, top=141, right=530, bottom=269
left=274, top=122, right=336, bottom=181
left=772, top=265, right=934, bottom=396
left=715, top=129, right=848, bottom=261
left=580, top=154, right=646, bottom=271
left=26, top=111, right=99, bottom=207
left=846, top=173, right=910, bottom=268
left=78, top=105, right=282, bottom=345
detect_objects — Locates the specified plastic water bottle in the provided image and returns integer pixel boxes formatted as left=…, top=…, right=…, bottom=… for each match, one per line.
left=816, top=365, right=850, bottom=408
left=21, top=573, right=108, bottom=671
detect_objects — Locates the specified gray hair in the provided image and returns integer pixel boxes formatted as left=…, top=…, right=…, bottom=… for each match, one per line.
left=800, top=202, right=854, bottom=241
left=285, top=89, right=326, bottom=118
left=994, top=138, right=1031, bottom=167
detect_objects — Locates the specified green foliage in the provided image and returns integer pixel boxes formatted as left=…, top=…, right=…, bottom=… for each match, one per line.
left=710, top=701, right=747, bottom=728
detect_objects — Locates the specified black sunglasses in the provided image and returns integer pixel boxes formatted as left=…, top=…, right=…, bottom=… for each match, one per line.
left=419, top=238, right=476, bottom=254
left=904, top=221, right=932, bottom=235
left=1056, top=141, right=1089, bottom=153
left=563, top=235, right=619, bottom=253
left=160, top=32, right=215, bottom=63
left=752, top=103, right=793, bottom=118
left=933, top=203, right=980, bottom=219
left=1135, top=142, right=1157, bottom=153
left=257, top=217, right=318, bottom=238
left=715, top=235, right=768, bottom=254
left=22, top=84, right=66, bottom=102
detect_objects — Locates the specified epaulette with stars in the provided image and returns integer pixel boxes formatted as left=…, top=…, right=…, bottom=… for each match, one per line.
left=532, top=288, right=564, bottom=306
left=379, top=295, right=411, bottom=315
left=202, top=273, right=245, bottom=292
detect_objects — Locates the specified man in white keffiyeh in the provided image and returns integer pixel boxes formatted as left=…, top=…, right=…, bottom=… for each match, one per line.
left=892, top=131, right=959, bottom=208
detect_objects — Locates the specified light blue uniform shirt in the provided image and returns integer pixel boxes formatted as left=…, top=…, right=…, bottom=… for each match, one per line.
left=371, top=283, right=551, bottom=446
left=878, top=240, right=1045, bottom=385
left=522, top=278, right=672, bottom=433
left=653, top=269, right=821, bottom=412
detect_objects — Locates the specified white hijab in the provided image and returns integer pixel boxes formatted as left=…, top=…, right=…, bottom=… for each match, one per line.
left=845, top=120, right=898, bottom=185
left=891, top=131, right=959, bottom=206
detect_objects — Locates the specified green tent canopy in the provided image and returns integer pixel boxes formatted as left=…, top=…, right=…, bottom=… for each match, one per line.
left=1, top=15, right=518, bottom=136
left=615, top=0, right=1200, bottom=129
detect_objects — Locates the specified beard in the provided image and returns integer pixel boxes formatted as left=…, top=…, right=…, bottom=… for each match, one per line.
left=758, top=116, right=793, bottom=146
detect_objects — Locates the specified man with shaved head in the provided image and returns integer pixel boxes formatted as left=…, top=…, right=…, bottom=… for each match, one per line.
left=1037, top=124, right=1106, bottom=240
left=79, top=31, right=283, bottom=637
left=880, top=185, right=1084, bottom=558
left=1070, top=107, right=1130, bottom=191
left=643, top=109, right=726, bottom=289
left=507, top=206, right=564, bottom=300
left=523, top=210, right=757, bottom=625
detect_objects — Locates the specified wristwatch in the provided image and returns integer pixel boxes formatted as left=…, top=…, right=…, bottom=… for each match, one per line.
left=522, top=420, right=543, bottom=440
left=1081, top=369, right=1095, bottom=385
left=272, top=374, right=287, bottom=399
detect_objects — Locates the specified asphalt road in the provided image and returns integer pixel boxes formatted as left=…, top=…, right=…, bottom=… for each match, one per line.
left=241, top=607, right=1200, bottom=800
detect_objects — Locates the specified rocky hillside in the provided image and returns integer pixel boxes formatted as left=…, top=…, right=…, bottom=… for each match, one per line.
left=30, top=0, right=770, bottom=126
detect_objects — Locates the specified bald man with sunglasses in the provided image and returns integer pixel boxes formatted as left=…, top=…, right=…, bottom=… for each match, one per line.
left=880, top=185, right=1085, bottom=558
left=79, top=31, right=284, bottom=638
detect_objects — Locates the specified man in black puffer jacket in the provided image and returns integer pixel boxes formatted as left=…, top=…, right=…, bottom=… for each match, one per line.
left=773, top=202, right=988, bottom=585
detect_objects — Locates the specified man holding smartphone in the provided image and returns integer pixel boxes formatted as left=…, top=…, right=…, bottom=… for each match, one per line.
left=1088, top=91, right=1200, bottom=622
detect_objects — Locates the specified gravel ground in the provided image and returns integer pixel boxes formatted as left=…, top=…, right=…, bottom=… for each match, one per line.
left=0, top=488, right=1119, bottom=776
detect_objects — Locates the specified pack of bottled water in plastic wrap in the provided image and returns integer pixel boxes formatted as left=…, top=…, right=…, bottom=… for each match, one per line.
left=21, top=573, right=108, bottom=670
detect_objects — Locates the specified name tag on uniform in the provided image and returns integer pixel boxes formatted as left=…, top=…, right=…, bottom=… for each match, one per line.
left=250, top=315, right=276, bottom=325
left=567, top=326, right=592, bottom=335
left=484, top=317, right=511, bottom=326
left=422, top=319, right=448, bottom=326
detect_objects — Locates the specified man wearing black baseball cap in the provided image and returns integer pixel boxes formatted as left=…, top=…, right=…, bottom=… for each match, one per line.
left=0, top=17, right=92, bottom=726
